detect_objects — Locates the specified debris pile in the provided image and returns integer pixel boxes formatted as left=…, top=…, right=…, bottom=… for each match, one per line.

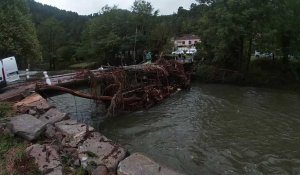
left=36, top=58, right=191, bottom=116
left=89, top=58, right=190, bottom=115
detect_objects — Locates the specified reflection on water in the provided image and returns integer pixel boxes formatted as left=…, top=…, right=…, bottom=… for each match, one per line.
left=48, top=89, right=106, bottom=127
left=49, top=84, right=300, bottom=175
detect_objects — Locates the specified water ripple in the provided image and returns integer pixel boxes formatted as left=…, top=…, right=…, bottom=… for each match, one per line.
left=49, top=84, right=300, bottom=175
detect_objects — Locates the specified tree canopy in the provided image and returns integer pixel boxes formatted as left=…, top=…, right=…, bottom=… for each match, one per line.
left=0, top=0, right=41, bottom=68
left=1, top=0, right=299, bottom=73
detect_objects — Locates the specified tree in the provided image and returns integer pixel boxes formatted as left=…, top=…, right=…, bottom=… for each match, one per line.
left=85, top=7, right=135, bottom=65
left=196, top=0, right=281, bottom=72
left=132, top=0, right=156, bottom=15
left=149, top=22, right=173, bottom=55
left=131, top=0, right=158, bottom=62
left=28, top=0, right=88, bottom=69
left=37, top=17, right=66, bottom=70
left=0, top=0, right=41, bottom=68
left=274, top=0, right=300, bottom=62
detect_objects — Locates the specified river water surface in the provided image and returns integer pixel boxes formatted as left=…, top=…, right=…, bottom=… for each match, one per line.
left=49, top=84, right=300, bottom=175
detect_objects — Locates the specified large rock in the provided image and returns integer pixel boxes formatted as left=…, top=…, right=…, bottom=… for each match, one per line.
left=55, top=119, right=94, bottom=147
left=26, top=144, right=62, bottom=175
left=78, top=132, right=126, bottom=172
left=117, top=153, right=182, bottom=175
left=92, top=165, right=108, bottom=175
left=8, top=114, right=47, bottom=141
left=0, top=84, right=35, bottom=102
left=14, top=93, right=52, bottom=113
left=40, top=108, right=68, bottom=124
left=45, top=124, right=57, bottom=138
left=44, top=124, right=64, bottom=142
left=46, top=167, right=63, bottom=175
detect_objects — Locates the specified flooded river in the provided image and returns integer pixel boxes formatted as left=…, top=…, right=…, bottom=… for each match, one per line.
left=49, top=84, right=300, bottom=175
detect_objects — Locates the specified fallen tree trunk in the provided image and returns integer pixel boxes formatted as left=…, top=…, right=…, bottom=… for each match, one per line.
left=36, top=85, right=141, bottom=102
left=36, top=58, right=191, bottom=116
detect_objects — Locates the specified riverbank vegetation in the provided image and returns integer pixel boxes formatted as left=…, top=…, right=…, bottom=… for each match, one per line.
left=0, top=103, right=40, bottom=175
left=0, top=102, right=14, bottom=119
left=0, top=0, right=299, bottom=89
left=195, top=59, right=300, bottom=90
left=0, top=134, right=40, bottom=175
left=193, top=0, right=300, bottom=89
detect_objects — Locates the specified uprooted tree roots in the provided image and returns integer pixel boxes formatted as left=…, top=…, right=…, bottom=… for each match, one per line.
left=36, top=58, right=191, bottom=116
left=89, top=58, right=190, bottom=116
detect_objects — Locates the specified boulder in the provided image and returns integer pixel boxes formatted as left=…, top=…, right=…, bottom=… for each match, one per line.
left=92, top=165, right=108, bottom=175
left=8, top=114, right=47, bottom=141
left=46, top=167, right=63, bottom=175
left=26, top=144, right=62, bottom=174
left=78, top=132, right=126, bottom=172
left=40, top=108, right=68, bottom=124
left=14, top=94, right=43, bottom=107
left=0, top=84, right=35, bottom=102
left=28, top=109, right=37, bottom=116
left=45, top=124, right=57, bottom=138
left=14, top=94, right=52, bottom=113
left=55, top=120, right=94, bottom=147
left=117, top=153, right=182, bottom=175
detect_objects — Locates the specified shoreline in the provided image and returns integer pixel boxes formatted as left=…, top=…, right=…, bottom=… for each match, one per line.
left=0, top=91, right=183, bottom=175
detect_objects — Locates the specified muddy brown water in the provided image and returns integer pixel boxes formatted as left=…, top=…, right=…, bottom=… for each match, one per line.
left=49, top=83, right=300, bottom=175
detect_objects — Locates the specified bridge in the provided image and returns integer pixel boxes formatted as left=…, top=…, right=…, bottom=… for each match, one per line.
left=1, top=58, right=191, bottom=116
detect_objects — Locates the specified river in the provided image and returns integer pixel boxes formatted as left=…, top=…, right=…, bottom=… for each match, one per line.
left=49, top=83, right=300, bottom=175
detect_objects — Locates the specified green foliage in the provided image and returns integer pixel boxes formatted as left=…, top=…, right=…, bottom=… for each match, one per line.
left=0, top=102, right=14, bottom=119
left=85, top=8, right=133, bottom=64
left=28, top=0, right=88, bottom=70
left=0, top=0, right=42, bottom=68
left=0, top=134, right=23, bottom=160
left=247, top=59, right=300, bottom=87
left=2, top=0, right=299, bottom=91
left=195, top=65, right=243, bottom=83
left=83, top=151, right=98, bottom=158
left=0, top=134, right=41, bottom=175
left=197, top=0, right=300, bottom=73
left=132, top=0, right=155, bottom=15
left=149, top=23, right=173, bottom=54
left=83, top=1, right=167, bottom=65
left=75, top=166, right=87, bottom=175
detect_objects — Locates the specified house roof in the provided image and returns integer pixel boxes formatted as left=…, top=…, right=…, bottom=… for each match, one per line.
left=175, top=34, right=200, bottom=40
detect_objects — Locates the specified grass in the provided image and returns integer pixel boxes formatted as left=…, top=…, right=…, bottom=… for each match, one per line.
left=0, top=102, right=14, bottom=119
left=0, top=134, right=41, bottom=175
left=75, top=166, right=87, bottom=175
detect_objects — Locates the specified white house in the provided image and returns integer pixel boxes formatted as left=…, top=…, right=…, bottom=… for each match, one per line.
left=174, top=34, right=200, bottom=51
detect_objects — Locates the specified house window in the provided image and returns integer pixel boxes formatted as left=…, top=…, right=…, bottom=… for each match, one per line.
left=182, top=41, right=185, bottom=45
left=189, top=41, right=192, bottom=45
left=194, top=41, right=198, bottom=44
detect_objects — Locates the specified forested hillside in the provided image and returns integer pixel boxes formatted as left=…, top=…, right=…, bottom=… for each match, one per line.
left=25, top=0, right=201, bottom=69
left=28, top=0, right=89, bottom=69
left=0, top=0, right=299, bottom=88
left=0, top=0, right=41, bottom=68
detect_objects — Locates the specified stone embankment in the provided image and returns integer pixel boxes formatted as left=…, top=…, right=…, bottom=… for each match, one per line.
left=2, top=92, right=182, bottom=175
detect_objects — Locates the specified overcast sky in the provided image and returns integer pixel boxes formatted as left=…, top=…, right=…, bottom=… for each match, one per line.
left=34, top=0, right=196, bottom=15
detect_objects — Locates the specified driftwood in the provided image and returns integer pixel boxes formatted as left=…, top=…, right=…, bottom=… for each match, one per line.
left=36, top=85, right=141, bottom=102
left=36, top=58, right=191, bottom=116
left=89, top=58, right=190, bottom=116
